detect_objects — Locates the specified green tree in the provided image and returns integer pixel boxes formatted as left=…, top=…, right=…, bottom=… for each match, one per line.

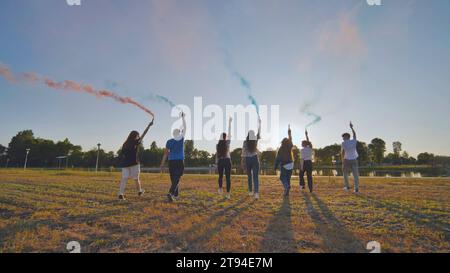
left=184, top=140, right=195, bottom=165
left=356, top=141, right=369, bottom=165
left=0, top=144, right=6, bottom=166
left=0, top=144, right=6, bottom=155
left=368, top=138, right=386, bottom=164
left=7, top=130, right=35, bottom=167
left=260, top=150, right=276, bottom=174
left=142, top=141, right=164, bottom=167
left=393, top=142, right=402, bottom=157
left=315, top=144, right=341, bottom=166
left=417, top=152, right=435, bottom=165
left=230, top=148, right=242, bottom=167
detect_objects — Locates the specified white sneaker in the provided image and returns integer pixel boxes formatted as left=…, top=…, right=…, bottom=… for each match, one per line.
left=254, top=193, right=259, bottom=200
left=344, top=187, right=350, bottom=192
left=248, top=191, right=254, bottom=196
left=218, top=188, right=223, bottom=195
left=225, top=193, right=231, bottom=200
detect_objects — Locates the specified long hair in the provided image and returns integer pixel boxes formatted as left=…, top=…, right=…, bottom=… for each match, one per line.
left=216, top=133, right=228, bottom=158
left=278, top=138, right=293, bottom=162
left=122, top=131, right=139, bottom=151
left=246, top=132, right=258, bottom=153
left=302, top=140, right=312, bottom=148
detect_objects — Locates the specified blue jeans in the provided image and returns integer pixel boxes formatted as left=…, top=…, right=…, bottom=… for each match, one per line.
left=280, top=167, right=292, bottom=195
left=245, top=155, right=260, bottom=193
left=343, top=159, right=360, bottom=191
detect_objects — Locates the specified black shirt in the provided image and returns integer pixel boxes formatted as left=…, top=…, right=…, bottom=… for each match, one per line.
left=121, top=139, right=140, bottom=167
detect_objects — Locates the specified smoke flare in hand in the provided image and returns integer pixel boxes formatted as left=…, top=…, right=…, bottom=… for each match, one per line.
left=0, top=63, right=155, bottom=118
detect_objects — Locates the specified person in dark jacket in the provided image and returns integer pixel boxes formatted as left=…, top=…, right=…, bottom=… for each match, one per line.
left=216, top=117, right=233, bottom=199
left=275, top=125, right=294, bottom=197
left=118, top=119, right=154, bottom=200
left=299, top=130, right=314, bottom=192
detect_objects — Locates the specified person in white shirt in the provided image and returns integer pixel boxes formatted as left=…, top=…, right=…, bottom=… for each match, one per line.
left=341, top=122, right=360, bottom=193
left=300, top=130, right=314, bottom=192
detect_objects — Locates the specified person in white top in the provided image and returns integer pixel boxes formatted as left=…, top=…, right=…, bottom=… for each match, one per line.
left=300, top=130, right=314, bottom=192
left=341, top=122, right=360, bottom=193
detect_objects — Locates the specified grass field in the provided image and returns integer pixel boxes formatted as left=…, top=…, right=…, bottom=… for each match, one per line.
left=0, top=169, right=449, bottom=253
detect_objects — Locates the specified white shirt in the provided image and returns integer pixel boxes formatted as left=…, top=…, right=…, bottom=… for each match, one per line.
left=283, top=162, right=294, bottom=170
left=342, top=139, right=359, bottom=160
left=300, top=147, right=313, bottom=161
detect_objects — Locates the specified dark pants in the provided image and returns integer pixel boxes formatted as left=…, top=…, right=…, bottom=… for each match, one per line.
left=280, top=167, right=293, bottom=195
left=169, top=160, right=184, bottom=197
left=245, top=155, right=260, bottom=193
left=218, top=158, right=231, bottom=193
left=300, top=160, right=313, bottom=192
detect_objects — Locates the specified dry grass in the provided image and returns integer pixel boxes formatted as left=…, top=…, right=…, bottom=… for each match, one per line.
left=0, top=169, right=449, bottom=253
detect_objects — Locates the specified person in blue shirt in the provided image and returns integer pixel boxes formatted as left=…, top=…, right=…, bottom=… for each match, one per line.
left=161, top=112, right=186, bottom=202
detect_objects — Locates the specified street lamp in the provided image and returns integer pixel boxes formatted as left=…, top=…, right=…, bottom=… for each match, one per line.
left=95, top=143, right=101, bottom=172
left=66, top=150, right=72, bottom=169
left=24, top=148, right=30, bottom=170
left=2, top=148, right=8, bottom=168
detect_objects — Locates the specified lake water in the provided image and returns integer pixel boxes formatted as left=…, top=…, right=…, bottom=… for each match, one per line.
left=141, top=167, right=450, bottom=178
left=311, top=168, right=449, bottom=178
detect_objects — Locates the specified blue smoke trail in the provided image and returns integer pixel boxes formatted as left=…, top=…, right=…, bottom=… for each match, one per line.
left=222, top=48, right=260, bottom=118
left=230, top=71, right=260, bottom=117
left=301, top=103, right=322, bottom=129
left=143, top=94, right=182, bottom=111
left=304, top=111, right=322, bottom=129
left=154, top=94, right=176, bottom=108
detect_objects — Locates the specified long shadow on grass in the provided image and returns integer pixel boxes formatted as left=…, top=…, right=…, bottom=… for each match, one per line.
left=260, top=197, right=297, bottom=253
left=303, top=192, right=365, bottom=253
left=0, top=205, right=128, bottom=252
left=159, top=197, right=253, bottom=252
left=356, top=194, right=450, bottom=241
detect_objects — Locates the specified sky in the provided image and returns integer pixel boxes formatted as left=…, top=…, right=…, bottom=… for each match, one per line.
left=1, top=0, right=450, bottom=156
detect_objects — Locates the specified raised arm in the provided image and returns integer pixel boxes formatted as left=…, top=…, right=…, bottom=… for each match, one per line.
left=350, top=122, right=356, bottom=140
left=227, top=117, right=232, bottom=140
left=139, top=118, right=154, bottom=143
left=288, top=125, right=292, bottom=143
left=180, top=112, right=187, bottom=137
left=257, top=117, right=261, bottom=139
left=305, top=129, right=310, bottom=142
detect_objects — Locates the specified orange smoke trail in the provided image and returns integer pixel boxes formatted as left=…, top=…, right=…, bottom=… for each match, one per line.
left=0, top=64, right=155, bottom=118
left=0, top=65, right=15, bottom=82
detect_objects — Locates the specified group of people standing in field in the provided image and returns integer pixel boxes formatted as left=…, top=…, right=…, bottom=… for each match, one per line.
left=117, top=114, right=361, bottom=201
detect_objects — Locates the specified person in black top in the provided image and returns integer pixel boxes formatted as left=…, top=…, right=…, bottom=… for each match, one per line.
left=274, top=125, right=294, bottom=197
left=118, top=118, right=154, bottom=200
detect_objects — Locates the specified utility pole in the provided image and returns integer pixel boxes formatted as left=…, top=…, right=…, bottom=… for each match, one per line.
left=66, top=151, right=72, bottom=169
left=24, top=148, right=30, bottom=170
left=95, top=143, right=101, bottom=172
left=2, top=149, right=8, bottom=168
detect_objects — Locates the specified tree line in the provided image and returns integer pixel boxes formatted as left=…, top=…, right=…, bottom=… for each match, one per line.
left=1, top=130, right=449, bottom=169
